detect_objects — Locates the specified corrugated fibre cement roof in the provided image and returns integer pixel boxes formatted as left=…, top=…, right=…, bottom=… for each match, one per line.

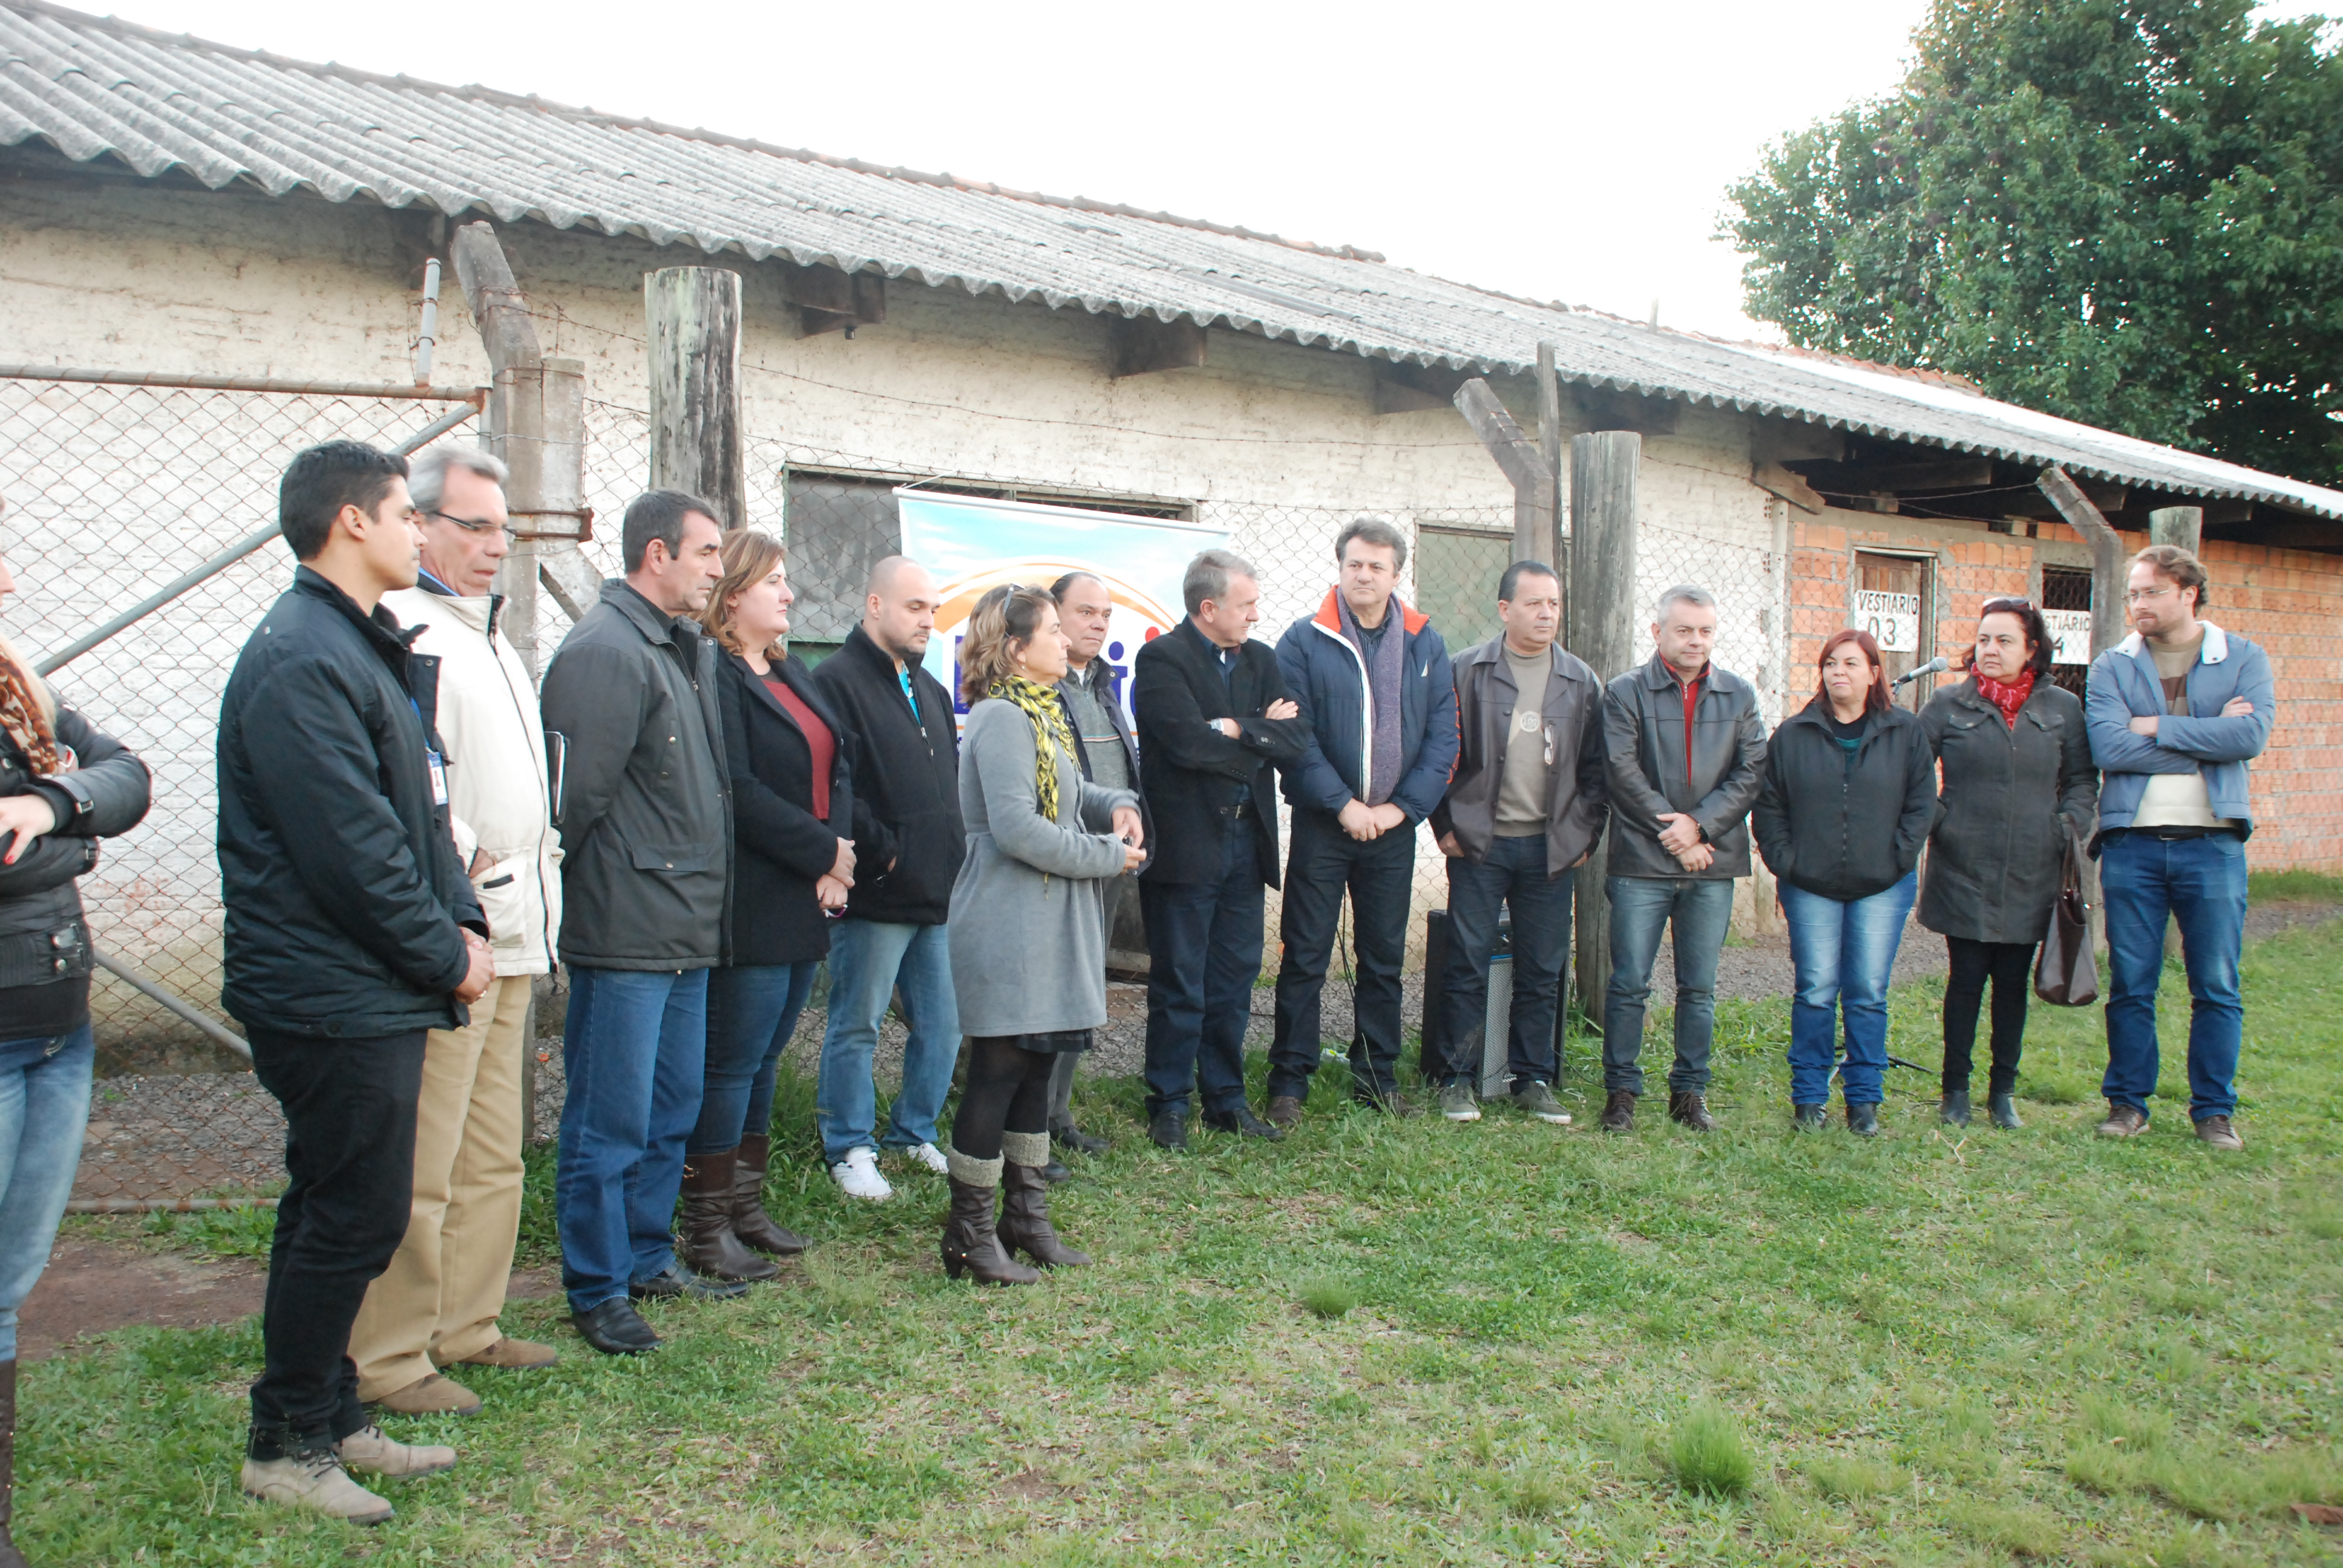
left=4, top=0, right=2338, bottom=521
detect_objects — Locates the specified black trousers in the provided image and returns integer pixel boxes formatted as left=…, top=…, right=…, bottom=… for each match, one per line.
left=1268, top=808, right=1417, bottom=1103
left=1942, top=937, right=2034, bottom=1096
left=246, top=1027, right=426, bottom=1458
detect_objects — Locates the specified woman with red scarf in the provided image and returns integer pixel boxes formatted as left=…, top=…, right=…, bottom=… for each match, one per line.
left=1918, top=598, right=2098, bottom=1129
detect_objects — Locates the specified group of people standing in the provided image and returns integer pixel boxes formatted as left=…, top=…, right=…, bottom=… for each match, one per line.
left=0, top=433, right=2279, bottom=1550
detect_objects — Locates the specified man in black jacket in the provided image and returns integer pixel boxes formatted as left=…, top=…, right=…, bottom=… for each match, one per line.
left=1131, top=550, right=1307, bottom=1148
left=807, top=557, right=965, bottom=1202
left=219, top=440, right=493, bottom=1523
left=1598, top=584, right=1768, bottom=1134
left=538, top=490, right=738, bottom=1358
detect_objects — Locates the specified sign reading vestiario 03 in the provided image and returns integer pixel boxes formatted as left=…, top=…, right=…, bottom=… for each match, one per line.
left=895, top=491, right=1229, bottom=733
left=1853, top=589, right=1921, bottom=653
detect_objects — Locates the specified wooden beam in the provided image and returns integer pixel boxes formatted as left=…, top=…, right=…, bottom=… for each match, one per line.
left=1999, top=482, right=2129, bottom=520
left=781, top=260, right=885, bottom=337
left=1453, top=377, right=1555, bottom=561
left=645, top=266, right=748, bottom=531
left=450, top=221, right=541, bottom=376
left=1568, top=431, right=1640, bottom=1019
left=1536, top=343, right=1563, bottom=575
left=1572, top=384, right=1680, bottom=437
left=1109, top=315, right=1207, bottom=378
left=1752, top=462, right=1826, bottom=515
left=2037, top=466, right=2129, bottom=657
left=1795, top=456, right=1997, bottom=492
left=1371, top=359, right=1467, bottom=414
left=2149, top=506, right=2203, bottom=554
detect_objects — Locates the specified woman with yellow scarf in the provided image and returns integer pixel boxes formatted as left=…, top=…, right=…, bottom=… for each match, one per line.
left=942, top=585, right=1144, bottom=1284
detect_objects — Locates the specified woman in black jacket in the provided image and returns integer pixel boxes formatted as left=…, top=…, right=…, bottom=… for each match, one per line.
left=0, top=531, right=151, bottom=1560
left=1752, top=629, right=1936, bottom=1135
left=1918, top=598, right=2097, bottom=1129
left=681, top=531, right=855, bottom=1281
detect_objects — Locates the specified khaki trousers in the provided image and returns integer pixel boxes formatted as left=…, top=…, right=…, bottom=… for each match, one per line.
left=349, top=972, right=532, bottom=1400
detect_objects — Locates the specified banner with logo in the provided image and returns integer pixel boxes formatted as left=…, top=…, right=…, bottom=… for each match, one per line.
left=895, top=491, right=1228, bottom=730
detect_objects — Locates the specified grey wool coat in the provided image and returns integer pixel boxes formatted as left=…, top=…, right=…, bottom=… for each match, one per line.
left=947, top=699, right=1140, bottom=1038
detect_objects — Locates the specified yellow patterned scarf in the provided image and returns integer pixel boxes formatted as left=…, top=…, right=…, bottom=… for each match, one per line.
left=0, top=644, right=57, bottom=776
left=989, top=675, right=1075, bottom=824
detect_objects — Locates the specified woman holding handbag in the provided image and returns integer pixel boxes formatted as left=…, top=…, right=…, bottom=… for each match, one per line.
left=939, top=585, right=1142, bottom=1284
left=1918, top=598, right=2098, bottom=1129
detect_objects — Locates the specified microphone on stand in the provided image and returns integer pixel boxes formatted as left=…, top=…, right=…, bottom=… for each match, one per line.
left=1892, top=655, right=1951, bottom=688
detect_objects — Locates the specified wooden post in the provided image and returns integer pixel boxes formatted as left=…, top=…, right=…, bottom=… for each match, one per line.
left=2036, top=466, right=2129, bottom=660
left=1452, top=377, right=1556, bottom=565
left=644, top=267, right=747, bottom=530
left=1568, top=431, right=1641, bottom=1028
left=2149, top=506, right=2203, bottom=554
left=1536, top=343, right=1563, bottom=573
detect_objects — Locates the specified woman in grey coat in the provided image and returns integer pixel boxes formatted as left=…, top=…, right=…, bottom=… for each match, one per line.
left=942, top=585, right=1143, bottom=1284
left=1918, top=598, right=2097, bottom=1130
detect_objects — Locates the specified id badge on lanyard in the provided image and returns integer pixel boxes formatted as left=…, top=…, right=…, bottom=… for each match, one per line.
left=426, top=747, right=450, bottom=806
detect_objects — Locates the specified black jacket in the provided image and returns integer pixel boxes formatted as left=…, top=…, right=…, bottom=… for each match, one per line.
left=1752, top=701, right=1938, bottom=903
left=1132, top=619, right=1308, bottom=887
left=0, top=702, right=150, bottom=1004
left=1919, top=677, right=2099, bottom=944
left=808, top=625, right=963, bottom=926
left=217, top=567, right=483, bottom=1037
left=539, top=581, right=732, bottom=971
left=715, top=651, right=854, bottom=967
left=1055, top=659, right=1153, bottom=871
left=1601, top=656, right=1769, bottom=880
left=1431, top=636, right=1610, bottom=872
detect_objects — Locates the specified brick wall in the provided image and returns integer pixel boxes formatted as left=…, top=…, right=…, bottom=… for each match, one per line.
left=1786, top=511, right=2343, bottom=874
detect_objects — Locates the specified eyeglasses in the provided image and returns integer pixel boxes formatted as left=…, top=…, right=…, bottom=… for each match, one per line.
left=424, top=508, right=516, bottom=539
left=2124, top=584, right=2179, bottom=604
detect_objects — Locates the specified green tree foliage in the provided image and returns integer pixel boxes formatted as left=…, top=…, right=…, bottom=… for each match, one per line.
left=1725, top=1, right=2343, bottom=486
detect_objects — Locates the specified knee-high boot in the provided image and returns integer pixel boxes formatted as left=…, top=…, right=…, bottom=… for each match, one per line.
left=732, top=1134, right=808, bottom=1256
left=996, top=1132, right=1092, bottom=1268
left=940, top=1150, right=1037, bottom=1285
left=677, top=1149, right=780, bottom=1282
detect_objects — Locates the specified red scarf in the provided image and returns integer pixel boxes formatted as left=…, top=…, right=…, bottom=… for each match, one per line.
left=1974, top=668, right=2036, bottom=727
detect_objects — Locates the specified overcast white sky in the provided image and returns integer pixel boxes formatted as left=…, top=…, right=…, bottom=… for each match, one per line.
left=119, top=0, right=2338, bottom=341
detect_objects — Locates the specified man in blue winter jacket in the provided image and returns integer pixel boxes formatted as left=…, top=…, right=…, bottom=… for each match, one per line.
left=2085, top=544, right=2274, bottom=1152
left=1265, top=517, right=1458, bottom=1123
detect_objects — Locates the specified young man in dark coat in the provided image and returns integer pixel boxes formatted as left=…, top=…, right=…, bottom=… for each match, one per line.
left=218, top=440, right=493, bottom=1524
left=806, top=557, right=965, bottom=1201
left=1130, top=549, right=1308, bottom=1149
left=1267, top=518, right=1458, bottom=1123
left=538, top=489, right=738, bottom=1358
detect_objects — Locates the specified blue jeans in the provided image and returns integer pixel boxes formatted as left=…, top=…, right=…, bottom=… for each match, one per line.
left=0, top=1025, right=93, bottom=1362
left=555, top=967, right=709, bottom=1313
left=1141, top=823, right=1267, bottom=1119
left=693, top=962, right=818, bottom=1154
left=815, top=920, right=960, bottom=1164
left=2101, top=832, right=2248, bottom=1122
left=1602, top=876, right=1735, bottom=1096
left=1780, top=872, right=1917, bottom=1107
left=1438, top=836, right=1572, bottom=1088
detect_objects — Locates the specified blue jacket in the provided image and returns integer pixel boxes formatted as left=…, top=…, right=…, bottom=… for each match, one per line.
left=2085, top=620, right=2273, bottom=840
left=1275, top=587, right=1458, bottom=825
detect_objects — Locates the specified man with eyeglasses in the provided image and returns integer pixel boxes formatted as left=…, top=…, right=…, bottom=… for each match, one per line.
left=2085, top=544, right=2274, bottom=1151
left=349, top=446, right=564, bottom=1416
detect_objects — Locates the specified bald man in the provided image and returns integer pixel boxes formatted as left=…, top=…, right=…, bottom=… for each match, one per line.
left=806, top=558, right=966, bottom=1200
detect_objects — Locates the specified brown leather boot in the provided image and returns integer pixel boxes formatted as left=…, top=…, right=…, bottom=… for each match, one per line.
left=0, top=1359, right=21, bottom=1568
left=732, top=1134, right=808, bottom=1256
left=942, top=1168, right=1039, bottom=1285
left=677, top=1149, right=779, bottom=1282
left=1668, top=1092, right=1720, bottom=1132
left=998, top=1161, right=1092, bottom=1268
left=1599, top=1090, right=1637, bottom=1132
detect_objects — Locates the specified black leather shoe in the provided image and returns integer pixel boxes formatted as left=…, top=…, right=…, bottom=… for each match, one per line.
left=1052, top=1124, right=1111, bottom=1156
left=1203, top=1105, right=1286, bottom=1140
left=1793, top=1102, right=1827, bottom=1132
left=572, top=1298, right=660, bottom=1355
left=1989, top=1092, right=2024, bottom=1130
left=1040, top=1157, right=1073, bottom=1184
left=1148, top=1110, right=1190, bottom=1151
left=1668, top=1092, right=1720, bottom=1132
left=629, top=1265, right=749, bottom=1302
left=1940, top=1090, right=1972, bottom=1127
left=1847, top=1102, right=1881, bottom=1137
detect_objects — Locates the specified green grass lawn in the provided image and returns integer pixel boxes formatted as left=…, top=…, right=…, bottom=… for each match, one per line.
left=33, top=916, right=2343, bottom=1565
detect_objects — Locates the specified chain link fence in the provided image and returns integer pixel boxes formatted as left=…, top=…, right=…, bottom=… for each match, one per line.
left=0, top=371, right=480, bottom=1204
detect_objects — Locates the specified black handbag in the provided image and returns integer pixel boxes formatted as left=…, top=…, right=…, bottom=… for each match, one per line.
left=2034, top=826, right=2099, bottom=1007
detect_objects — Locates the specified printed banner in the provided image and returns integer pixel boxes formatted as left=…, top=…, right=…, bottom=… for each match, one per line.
left=895, top=491, right=1228, bottom=729
left=1853, top=589, right=1921, bottom=653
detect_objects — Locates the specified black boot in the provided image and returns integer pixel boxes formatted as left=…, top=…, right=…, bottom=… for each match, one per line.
left=941, top=1161, right=1038, bottom=1285
left=1940, top=1090, right=1972, bottom=1127
left=675, top=1149, right=779, bottom=1283
left=1599, top=1091, right=1637, bottom=1132
left=1989, top=1092, right=2024, bottom=1130
left=732, top=1134, right=809, bottom=1256
left=1847, top=1102, right=1881, bottom=1137
left=1792, top=1103, right=1827, bottom=1132
left=0, top=1359, right=22, bottom=1568
left=998, top=1160, right=1093, bottom=1268
left=1668, top=1092, right=1719, bottom=1132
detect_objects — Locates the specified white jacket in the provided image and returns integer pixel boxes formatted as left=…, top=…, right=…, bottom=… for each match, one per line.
left=384, top=582, right=563, bottom=975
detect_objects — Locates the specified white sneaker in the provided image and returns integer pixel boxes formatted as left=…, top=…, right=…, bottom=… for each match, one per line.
left=241, top=1451, right=396, bottom=1524
left=904, top=1142, right=949, bottom=1175
left=830, top=1146, right=894, bottom=1201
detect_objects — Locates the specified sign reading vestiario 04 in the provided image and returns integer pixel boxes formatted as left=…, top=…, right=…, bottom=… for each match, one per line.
left=1853, top=589, right=1921, bottom=653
